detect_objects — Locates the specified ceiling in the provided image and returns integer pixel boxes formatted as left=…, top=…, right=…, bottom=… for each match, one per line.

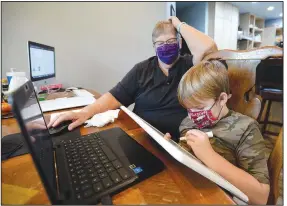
left=230, top=2, right=283, bottom=20
left=176, top=2, right=283, bottom=20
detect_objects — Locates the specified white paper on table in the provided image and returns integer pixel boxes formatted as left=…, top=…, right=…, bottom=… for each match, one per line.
left=73, top=89, right=95, bottom=97
left=84, top=109, right=120, bottom=128
left=120, top=106, right=248, bottom=203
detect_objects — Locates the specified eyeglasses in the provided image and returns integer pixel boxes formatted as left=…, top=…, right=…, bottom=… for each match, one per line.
left=153, top=38, right=178, bottom=48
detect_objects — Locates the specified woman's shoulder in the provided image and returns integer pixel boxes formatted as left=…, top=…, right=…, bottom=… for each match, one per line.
left=134, top=56, right=157, bottom=70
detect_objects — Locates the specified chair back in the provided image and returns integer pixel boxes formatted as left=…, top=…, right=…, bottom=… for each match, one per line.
left=204, top=46, right=283, bottom=119
left=255, top=57, right=283, bottom=94
left=267, top=128, right=283, bottom=204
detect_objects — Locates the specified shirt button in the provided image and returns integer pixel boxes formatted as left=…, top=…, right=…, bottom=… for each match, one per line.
left=167, top=82, right=170, bottom=85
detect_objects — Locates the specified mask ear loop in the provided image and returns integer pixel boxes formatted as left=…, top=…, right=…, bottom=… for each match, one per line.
left=216, top=105, right=224, bottom=119
left=212, top=97, right=224, bottom=120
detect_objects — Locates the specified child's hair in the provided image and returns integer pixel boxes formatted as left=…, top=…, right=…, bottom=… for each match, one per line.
left=152, top=21, right=177, bottom=43
left=178, top=60, right=230, bottom=108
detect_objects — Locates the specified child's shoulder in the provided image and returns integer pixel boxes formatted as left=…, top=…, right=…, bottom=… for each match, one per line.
left=213, top=110, right=261, bottom=144
left=218, top=110, right=260, bottom=131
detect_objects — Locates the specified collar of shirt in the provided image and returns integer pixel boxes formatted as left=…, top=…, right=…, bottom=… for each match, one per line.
left=153, top=56, right=185, bottom=77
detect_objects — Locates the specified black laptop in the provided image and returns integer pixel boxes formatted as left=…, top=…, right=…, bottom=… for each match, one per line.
left=11, top=81, right=165, bottom=204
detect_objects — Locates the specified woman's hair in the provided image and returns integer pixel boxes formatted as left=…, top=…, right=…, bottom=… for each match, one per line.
left=152, top=21, right=177, bottom=43
left=178, top=60, right=230, bottom=108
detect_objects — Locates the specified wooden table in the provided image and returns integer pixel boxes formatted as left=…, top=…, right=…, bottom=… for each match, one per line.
left=1, top=91, right=235, bottom=204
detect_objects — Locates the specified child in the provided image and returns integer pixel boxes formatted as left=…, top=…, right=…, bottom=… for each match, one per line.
left=164, top=60, right=270, bottom=204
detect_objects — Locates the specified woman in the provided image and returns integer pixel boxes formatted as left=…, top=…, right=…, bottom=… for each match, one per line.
left=49, top=17, right=217, bottom=140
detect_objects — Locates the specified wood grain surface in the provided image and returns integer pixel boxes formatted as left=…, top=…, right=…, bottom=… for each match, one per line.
left=1, top=90, right=234, bottom=204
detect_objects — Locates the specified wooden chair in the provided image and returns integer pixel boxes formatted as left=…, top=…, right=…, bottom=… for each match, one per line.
left=204, top=47, right=283, bottom=204
left=203, top=46, right=283, bottom=120
left=256, top=57, right=283, bottom=136
left=267, top=128, right=283, bottom=204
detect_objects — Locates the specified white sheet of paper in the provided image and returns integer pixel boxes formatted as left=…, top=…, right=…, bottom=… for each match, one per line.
left=73, top=89, right=95, bottom=97
left=120, top=106, right=248, bottom=203
left=84, top=109, right=120, bottom=128
left=40, top=96, right=95, bottom=112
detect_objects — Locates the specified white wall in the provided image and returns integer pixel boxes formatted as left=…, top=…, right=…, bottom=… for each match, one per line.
left=213, top=2, right=239, bottom=50
left=2, top=2, right=166, bottom=93
left=178, top=3, right=207, bottom=34
left=207, top=2, right=215, bottom=38
left=166, top=2, right=176, bottom=18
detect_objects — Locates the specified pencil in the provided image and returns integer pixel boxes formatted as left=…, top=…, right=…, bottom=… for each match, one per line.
left=179, top=131, right=213, bottom=141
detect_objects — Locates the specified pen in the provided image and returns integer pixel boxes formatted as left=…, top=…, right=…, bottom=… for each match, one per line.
left=179, top=131, right=213, bottom=141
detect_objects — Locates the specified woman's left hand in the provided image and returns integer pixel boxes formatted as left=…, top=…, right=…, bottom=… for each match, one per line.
left=169, top=16, right=181, bottom=29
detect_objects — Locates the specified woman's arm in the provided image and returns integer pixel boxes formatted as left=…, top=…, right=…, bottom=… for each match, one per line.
left=170, top=17, right=218, bottom=65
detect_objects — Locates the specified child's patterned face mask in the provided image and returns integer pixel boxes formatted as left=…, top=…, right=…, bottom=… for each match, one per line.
left=187, top=101, right=222, bottom=129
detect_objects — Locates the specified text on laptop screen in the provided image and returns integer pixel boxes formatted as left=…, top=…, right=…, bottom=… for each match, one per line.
left=20, top=90, right=56, bottom=191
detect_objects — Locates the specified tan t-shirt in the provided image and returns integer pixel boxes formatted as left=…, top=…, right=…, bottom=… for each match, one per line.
left=179, top=110, right=270, bottom=185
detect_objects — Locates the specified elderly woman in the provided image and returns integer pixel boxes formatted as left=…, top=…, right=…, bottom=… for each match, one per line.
left=49, top=17, right=217, bottom=140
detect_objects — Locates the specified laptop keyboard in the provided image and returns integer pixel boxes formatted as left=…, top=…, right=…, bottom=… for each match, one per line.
left=62, top=133, right=131, bottom=200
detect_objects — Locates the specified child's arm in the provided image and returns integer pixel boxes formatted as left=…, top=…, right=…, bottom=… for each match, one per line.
left=176, top=115, right=270, bottom=203
left=204, top=149, right=269, bottom=204
left=185, top=129, right=270, bottom=205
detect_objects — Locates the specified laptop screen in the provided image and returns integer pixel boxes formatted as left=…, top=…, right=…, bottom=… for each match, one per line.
left=14, top=83, right=57, bottom=197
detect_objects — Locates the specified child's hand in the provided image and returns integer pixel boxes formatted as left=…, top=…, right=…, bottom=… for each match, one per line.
left=185, top=129, right=215, bottom=163
left=163, top=133, right=172, bottom=140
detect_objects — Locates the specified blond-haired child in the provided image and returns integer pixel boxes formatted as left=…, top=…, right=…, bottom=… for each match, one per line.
left=164, top=60, right=270, bottom=204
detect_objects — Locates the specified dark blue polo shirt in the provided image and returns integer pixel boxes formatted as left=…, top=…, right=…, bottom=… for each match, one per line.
left=110, top=55, right=194, bottom=141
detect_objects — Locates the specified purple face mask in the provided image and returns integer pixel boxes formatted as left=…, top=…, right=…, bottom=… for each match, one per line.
left=156, top=43, right=179, bottom=65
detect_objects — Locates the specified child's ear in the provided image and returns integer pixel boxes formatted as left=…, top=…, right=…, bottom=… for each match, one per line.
left=219, top=92, right=228, bottom=106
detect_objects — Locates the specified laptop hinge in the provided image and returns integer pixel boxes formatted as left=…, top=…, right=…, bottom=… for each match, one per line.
left=54, top=147, right=72, bottom=202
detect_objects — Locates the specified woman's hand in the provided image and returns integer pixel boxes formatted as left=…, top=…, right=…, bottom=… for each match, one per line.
left=185, top=129, right=215, bottom=163
left=169, top=16, right=181, bottom=29
left=26, top=120, right=47, bottom=131
left=47, top=110, right=91, bottom=131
